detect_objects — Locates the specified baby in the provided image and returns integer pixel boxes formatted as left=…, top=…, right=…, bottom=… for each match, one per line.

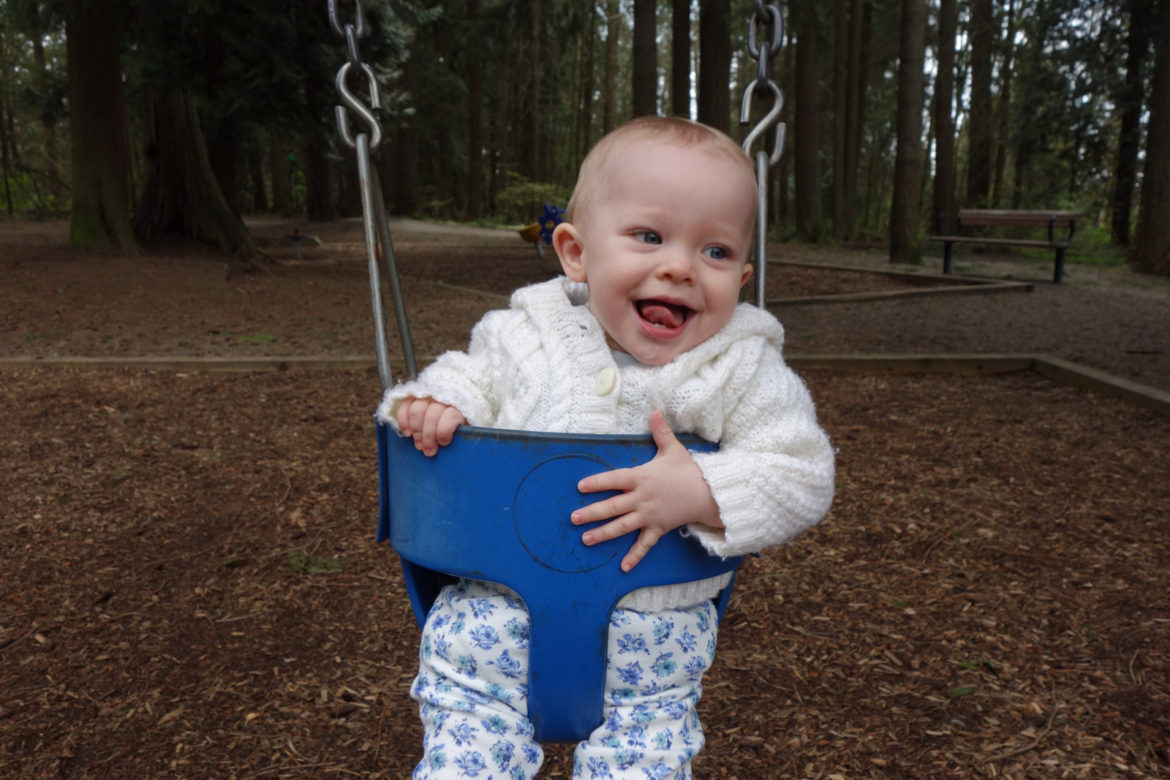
left=379, top=116, right=835, bottom=779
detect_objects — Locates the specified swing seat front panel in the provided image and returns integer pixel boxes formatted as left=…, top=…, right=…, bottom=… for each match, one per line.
left=375, top=422, right=742, bottom=743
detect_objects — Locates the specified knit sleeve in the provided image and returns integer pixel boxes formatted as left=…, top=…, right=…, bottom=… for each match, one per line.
left=375, top=309, right=511, bottom=429
left=684, top=351, right=835, bottom=558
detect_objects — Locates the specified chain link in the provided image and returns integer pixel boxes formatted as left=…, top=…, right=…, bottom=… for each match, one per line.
left=741, top=2, right=785, bottom=166
left=739, top=2, right=787, bottom=308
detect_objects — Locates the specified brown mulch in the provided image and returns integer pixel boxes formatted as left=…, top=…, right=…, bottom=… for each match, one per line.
left=2, top=217, right=1168, bottom=778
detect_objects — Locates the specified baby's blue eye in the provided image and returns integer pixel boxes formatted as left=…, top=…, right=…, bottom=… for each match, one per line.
left=635, top=231, right=662, bottom=245
left=704, top=246, right=729, bottom=260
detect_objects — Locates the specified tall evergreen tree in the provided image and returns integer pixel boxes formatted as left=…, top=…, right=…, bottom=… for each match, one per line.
left=65, top=0, right=136, bottom=251
left=965, top=0, right=993, bottom=208
left=1132, top=0, right=1170, bottom=274
left=633, top=0, right=657, bottom=116
left=698, top=0, right=731, bottom=133
left=671, top=0, right=691, bottom=118
left=1112, top=0, right=1153, bottom=246
left=792, top=4, right=822, bottom=240
left=890, top=0, right=926, bottom=263
left=932, top=0, right=958, bottom=235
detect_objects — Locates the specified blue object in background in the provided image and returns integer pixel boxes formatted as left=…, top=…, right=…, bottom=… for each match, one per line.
left=538, top=203, right=564, bottom=245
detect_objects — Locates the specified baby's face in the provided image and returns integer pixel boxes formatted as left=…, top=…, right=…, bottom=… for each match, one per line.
left=556, top=139, right=756, bottom=366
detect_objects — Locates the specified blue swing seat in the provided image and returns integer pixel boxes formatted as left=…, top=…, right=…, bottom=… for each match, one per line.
left=375, top=421, right=743, bottom=743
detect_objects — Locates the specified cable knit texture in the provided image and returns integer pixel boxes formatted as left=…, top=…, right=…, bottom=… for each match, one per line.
left=378, top=277, right=835, bottom=611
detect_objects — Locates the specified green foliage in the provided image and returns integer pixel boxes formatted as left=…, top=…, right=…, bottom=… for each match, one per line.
left=492, top=173, right=570, bottom=226
left=0, top=170, right=65, bottom=215
left=237, top=332, right=279, bottom=344
left=1065, top=223, right=1129, bottom=268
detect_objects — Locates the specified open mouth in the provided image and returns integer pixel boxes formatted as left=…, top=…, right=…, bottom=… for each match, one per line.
left=636, top=299, right=693, bottom=330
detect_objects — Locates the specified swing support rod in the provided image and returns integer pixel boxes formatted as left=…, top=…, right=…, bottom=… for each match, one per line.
left=329, top=0, right=417, bottom=388
left=740, top=1, right=787, bottom=309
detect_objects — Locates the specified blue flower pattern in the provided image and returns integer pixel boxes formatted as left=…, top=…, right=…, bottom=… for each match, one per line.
left=411, top=581, right=715, bottom=779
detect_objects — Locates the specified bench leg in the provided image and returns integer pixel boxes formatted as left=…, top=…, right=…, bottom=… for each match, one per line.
left=943, top=242, right=954, bottom=274
left=1053, top=246, right=1065, bottom=284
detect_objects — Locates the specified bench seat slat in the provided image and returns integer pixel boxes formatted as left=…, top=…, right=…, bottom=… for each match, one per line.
left=927, top=236, right=1066, bottom=248
left=957, top=209, right=1079, bottom=229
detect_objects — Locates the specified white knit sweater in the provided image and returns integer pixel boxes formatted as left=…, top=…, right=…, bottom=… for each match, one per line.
left=378, top=277, right=835, bottom=611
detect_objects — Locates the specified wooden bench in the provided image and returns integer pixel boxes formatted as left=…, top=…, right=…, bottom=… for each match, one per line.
left=929, top=209, right=1080, bottom=283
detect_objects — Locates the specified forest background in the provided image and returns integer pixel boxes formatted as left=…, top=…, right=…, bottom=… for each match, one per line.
left=1, top=0, right=1168, bottom=277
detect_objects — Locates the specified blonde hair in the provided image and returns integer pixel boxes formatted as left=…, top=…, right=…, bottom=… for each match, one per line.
left=565, top=116, right=754, bottom=223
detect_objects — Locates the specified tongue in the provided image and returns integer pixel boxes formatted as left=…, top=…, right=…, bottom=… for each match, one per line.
left=639, top=301, right=688, bottom=328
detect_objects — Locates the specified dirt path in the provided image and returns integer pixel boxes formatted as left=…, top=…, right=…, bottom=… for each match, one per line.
left=4, top=216, right=1168, bottom=391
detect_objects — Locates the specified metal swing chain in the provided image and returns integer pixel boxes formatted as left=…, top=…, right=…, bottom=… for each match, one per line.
left=328, top=0, right=417, bottom=389
left=740, top=1, right=786, bottom=309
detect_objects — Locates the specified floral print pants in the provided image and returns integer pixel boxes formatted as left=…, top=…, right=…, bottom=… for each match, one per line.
left=411, top=579, right=719, bottom=779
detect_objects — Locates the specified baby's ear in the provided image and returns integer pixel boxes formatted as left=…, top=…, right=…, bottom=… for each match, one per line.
left=553, top=223, right=587, bottom=282
left=739, top=261, right=754, bottom=288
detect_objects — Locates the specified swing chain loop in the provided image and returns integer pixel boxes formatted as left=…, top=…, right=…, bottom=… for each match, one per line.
left=328, top=0, right=365, bottom=41
left=747, top=2, right=782, bottom=66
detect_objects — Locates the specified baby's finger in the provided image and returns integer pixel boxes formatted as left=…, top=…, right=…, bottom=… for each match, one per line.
left=572, top=492, right=637, bottom=528
left=436, top=407, right=466, bottom=446
left=405, top=399, right=432, bottom=437
left=417, top=402, right=450, bottom=455
left=648, top=409, right=681, bottom=453
left=396, top=399, right=418, bottom=435
left=577, top=467, right=635, bottom=495
left=580, top=512, right=639, bottom=546
left=620, top=528, right=663, bottom=572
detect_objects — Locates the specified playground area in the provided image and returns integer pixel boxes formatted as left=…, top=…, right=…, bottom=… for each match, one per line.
left=2, top=217, right=1169, bottom=777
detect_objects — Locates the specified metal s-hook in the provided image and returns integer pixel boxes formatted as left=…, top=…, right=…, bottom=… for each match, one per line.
left=740, top=81, right=785, bottom=167
left=335, top=61, right=383, bottom=152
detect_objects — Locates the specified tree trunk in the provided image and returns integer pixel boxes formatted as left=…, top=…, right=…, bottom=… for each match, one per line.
left=990, top=0, right=1017, bottom=208
left=889, top=0, right=926, bottom=264
left=932, top=0, right=958, bottom=235
left=30, top=17, right=62, bottom=202
left=0, top=41, right=17, bottom=215
left=1113, top=0, right=1152, bottom=247
left=832, top=0, right=849, bottom=237
left=466, top=0, right=484, bottom=217
left=842, top=0, right=870, bottom=237
left=249, top=150, right=268, bottom=213
left=603, top=0, right=620, bottom=133
left=578, top=4, right=597, bottom=159
left=65, top=0, right=136, bottom=251
left=304, top=57, right=337, bottom=222
left=965, top=0, right=993, bottom=208
left=395, top=43, right=420, bottom=215
left=633, top=0, right=657, bottom=116
left=524, top=0, right=542, bottom=180
left=793, top=6, right=823, bottom=241
left=133, top=88, right=262, bottom=272
left=1132, top=1, right=1170, bottom=275
left=270, top=131, right=294, bottom=216
left=698, top=0, right=731, bottom=133
left=671, top=0, right=691, bottom=118
left=304, top=138, right=336, bottom=221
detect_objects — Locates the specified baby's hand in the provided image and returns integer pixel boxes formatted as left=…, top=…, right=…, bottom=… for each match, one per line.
left=396, top=397, right=467, bottom=457
left=571, top=411, right=723, bottom=572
